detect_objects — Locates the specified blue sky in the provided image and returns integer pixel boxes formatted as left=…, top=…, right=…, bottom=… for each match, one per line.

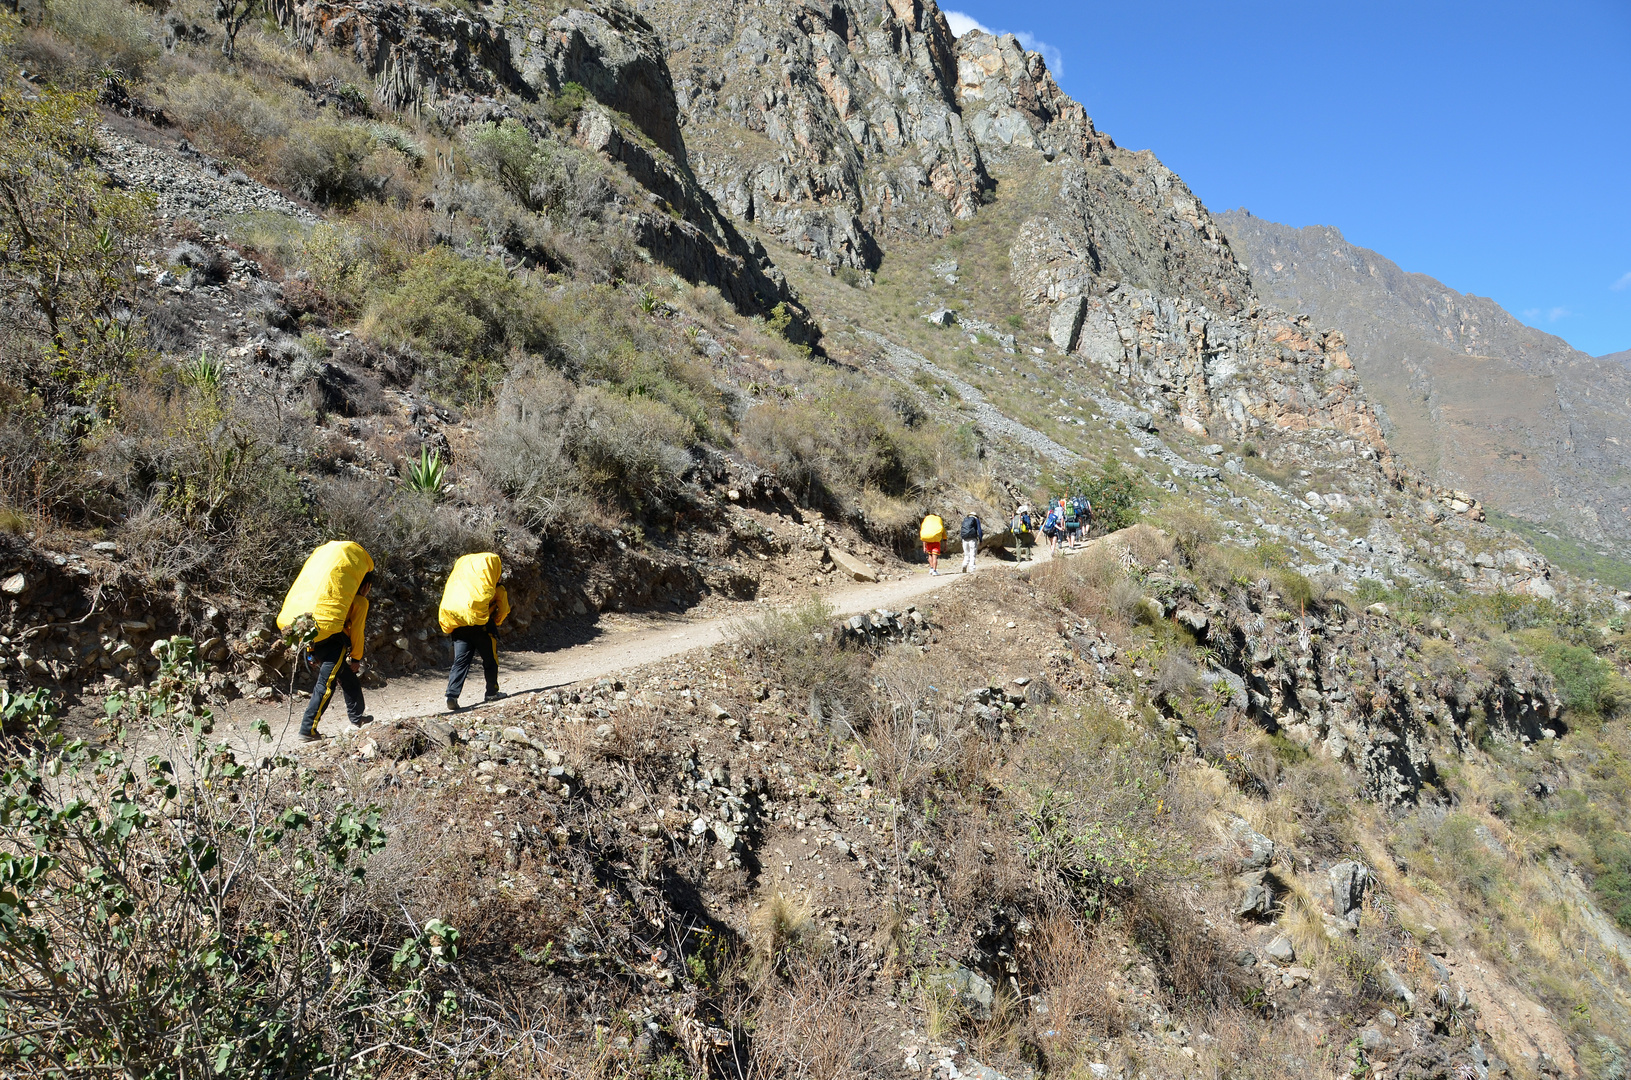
left=941, top=1, right=1631, bottom=357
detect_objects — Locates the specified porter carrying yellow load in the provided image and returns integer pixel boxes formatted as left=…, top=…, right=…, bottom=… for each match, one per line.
left=278, top=540, right=375, bottom=742
left=439, top=552, right=510, bottom=712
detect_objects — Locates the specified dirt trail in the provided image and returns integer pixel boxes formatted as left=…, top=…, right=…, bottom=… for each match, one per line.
left=218, top=565, right=986, bottom=759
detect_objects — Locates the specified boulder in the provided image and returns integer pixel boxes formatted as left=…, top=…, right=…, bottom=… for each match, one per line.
left=1329, top=860, right=1369, bottom=924
left=1264, top=934, right=1295, bottom=965
left=926, top=963, right=994, bottom=1020
left=531, top=3, right=683, bottom=157
left=1236, top=870, right=1274, bottom=918
left=925, top=308, right=958, bottom=327
left=1049, top=294, right=1088, bottom=351
left=1233, top=820, right=1275, bottom=871
left=374, top=722, right=427, bottom=761
left=1375, top=960, right=1415, bottom=1006
left=419, top=718, right=458, bottom=748
left=826, top=547, right=879, bottom=583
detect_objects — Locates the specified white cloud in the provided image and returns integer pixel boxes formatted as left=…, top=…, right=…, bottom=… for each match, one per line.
left=943, top=11, right=990, bottom=36
left=1012, top=31, right=1065, bottom=75
left=942, top=10, right=1064, bottom=75
left=1612, top=271, right=1631, bottom=291
left=1523, top=307, right=1575, bottom=324
left=1547, top=307, right=1573, bottom=322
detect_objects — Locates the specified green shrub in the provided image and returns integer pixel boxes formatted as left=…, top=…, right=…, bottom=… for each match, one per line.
left=45, top=0, right=160, bottom=78
left=1592, top=834, right=1631, bottom=930
left=463, top=118, right=539, bottom=206
left=566, top=387, right=692, bottom=515
left=1272, top=570, right=1316, bottom=612
left=0, top=73, right=152, bottom=412
left=739, top=388, right=933, bottom=511
left=478, top=371, right=692, bottom=522
left=732, top=594, right=866, bottom=705
left=1072, top=456, right=1142, bottom=533
left=97, top=387, right=314, bottom=593
left=1543, top=643, right=1616, bottom=719
left=544, top=81, right=587, bottom=125
left=0, top=636, right=465, bottom=1076
left=463, top=118, right=609, bottom=224
left=1160, top=506, right=1217, bottom=566
left=271, top=120, right=376, bottom=207
left=1404, top=811, right=1502, bottom=902
left=364, top=247, right=550, bottom=402
left=160, top=73, right=290, bottom=164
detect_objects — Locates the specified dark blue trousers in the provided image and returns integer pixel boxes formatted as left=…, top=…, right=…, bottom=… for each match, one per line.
left=446, top=625, right=498, bottom=701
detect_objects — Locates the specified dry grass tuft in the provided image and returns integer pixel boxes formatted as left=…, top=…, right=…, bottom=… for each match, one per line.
left=1120, top=523, right=1175, bottom=567
left=748, top=952, right=878, bottom=1080
left=749, top=889, right=816, bottom=965
left=1031, top=913, right=1126, bottom=1062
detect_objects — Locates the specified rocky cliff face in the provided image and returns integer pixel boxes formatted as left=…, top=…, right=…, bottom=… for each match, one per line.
left=266, top=0, right=812, bottom=333
left=1218, top=211, right=1631, bottom=561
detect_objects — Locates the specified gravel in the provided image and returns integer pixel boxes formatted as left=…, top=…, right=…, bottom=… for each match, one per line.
left=99, top=132, right=317, bottom=226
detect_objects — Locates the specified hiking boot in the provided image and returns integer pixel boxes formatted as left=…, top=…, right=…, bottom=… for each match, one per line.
left=299, top=731, right=327, bottom=744
left=483, top=690, right=509, bottom=703
left=445, top=697, right=461, bottom=713
left=348, top=714, right=373, bottom=727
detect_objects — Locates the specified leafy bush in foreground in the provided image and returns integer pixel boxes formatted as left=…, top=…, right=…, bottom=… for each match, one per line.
left=0, top=642, right=470, bottom=1077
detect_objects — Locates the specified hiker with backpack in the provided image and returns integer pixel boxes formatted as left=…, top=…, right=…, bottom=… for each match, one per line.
left=1042, top=501, right=1063, bottom=557
left=1010, top=503, right=1034, bottom=561
left=959, top=511, right=983, bottom=573
left=439, top=552, right=511, bottom=713
left=920, top=512, right=946, bottom=575
left=1076, top=495, right=1095, bottom=540
left=1063, top=496, right=1083, bottom=549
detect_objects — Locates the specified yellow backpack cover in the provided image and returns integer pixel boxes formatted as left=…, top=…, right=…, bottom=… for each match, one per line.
left=919, top=515, right=945, bottom=542
left=439, top=553, right=510, bottom=634
left=277, top=541, right=374, bottom=640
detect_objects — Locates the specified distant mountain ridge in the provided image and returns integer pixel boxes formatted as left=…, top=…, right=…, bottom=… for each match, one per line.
left=1218, top=210, right=1631, bottom=559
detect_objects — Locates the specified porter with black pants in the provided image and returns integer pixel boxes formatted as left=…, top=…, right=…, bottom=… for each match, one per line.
left=300, top=631, right=368, bottom=737
left=445, top=620, right=499, bottom=702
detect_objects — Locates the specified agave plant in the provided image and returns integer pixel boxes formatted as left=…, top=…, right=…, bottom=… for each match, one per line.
left=186, top=349, right=223, bottom=393
left=404, top=447, right=446, bottom=497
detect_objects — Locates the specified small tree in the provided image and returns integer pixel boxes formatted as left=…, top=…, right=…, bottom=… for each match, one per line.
left=1073, top=455, right=1142, bottom=534
left=0, top=72, right=151, bottom=413
left=214, top=0, right=259, bottom=59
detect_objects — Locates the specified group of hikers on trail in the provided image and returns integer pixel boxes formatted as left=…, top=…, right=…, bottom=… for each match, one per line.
left=282, top=491, right=1099, bottom=741
left=919, top=494, right=1095, bottom=572
left=276, top=541, right=512, bottom=743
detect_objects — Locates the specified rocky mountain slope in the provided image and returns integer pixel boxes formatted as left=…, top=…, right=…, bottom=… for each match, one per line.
left=1217, top=211, right=1631, bottom=573
left=5, top=1, right=1631, bottom=1077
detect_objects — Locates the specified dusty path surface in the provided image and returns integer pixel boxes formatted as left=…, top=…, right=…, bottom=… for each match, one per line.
left=210, top=565, right=988, bottom=760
